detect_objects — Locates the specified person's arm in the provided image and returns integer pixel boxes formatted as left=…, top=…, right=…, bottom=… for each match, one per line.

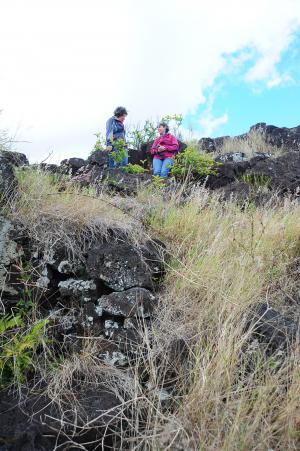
left=163, top=135, right=179, bottom=153
left=150, top=138, right=161, bottom=155
left=106, top=117, right=115, bottom=146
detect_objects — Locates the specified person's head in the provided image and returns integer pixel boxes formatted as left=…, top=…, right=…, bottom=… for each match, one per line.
left=158, top=122, right=169, bottom=135
left=114, top=106, right=128, bottom=123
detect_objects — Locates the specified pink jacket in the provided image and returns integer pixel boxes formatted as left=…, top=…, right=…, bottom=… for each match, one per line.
left=150, top=133, right=179, bottom=159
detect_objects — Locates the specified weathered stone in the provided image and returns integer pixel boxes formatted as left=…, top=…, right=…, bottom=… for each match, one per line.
left=60, top=157, right=85, bottom=175
left=0, top=155, right=17, bottom=203
left=207, top=151, right=300, bottom=194
left=215, top=152, right=247, bottom=163
left=97, top=287, right=156, bottom=318
left=86, top=240, right=163, bottom=291
left=0, top=217, right=25, bottom=309
left=245, top=303, right=298, bottom=355
left=86, top=150, right=108, bottom=167
left=199, top=122, right=300, bottom=153
left=58, top=278, right=97, bottom=298
left=0, top=150, right=29, bottom=166
left=0, top=386, right=123, bottom=450
left=38, top=162, right=59, bottom=173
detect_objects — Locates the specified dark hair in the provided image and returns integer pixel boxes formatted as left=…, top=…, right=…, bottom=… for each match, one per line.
left=158, top=122, right=169, bottom=133
left=114, top=106, right=128, bottom=117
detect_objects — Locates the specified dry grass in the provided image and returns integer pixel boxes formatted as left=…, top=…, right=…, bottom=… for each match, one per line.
left=8, top=168, right=146, bottom=262
left=38, top=186, right=300, bottom=450
left=215, top=130, right=284, bottom=159
left=140, top=187, right=300, bottom=450
left=4, top=169, right=300, bottom=449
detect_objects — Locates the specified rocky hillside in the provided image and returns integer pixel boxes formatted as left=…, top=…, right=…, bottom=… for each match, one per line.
left=0, top=133, right=300, bottom=450
left=198, top=122, right=300, bottom=153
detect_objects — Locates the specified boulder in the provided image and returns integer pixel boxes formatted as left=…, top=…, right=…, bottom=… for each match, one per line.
left=96, top=287, right=156, bottom=318
left=0, top=386, right=123, bottom=450
left=0, top=217, right=26, bottom=310
left=38, top=163, right=59, bottom=173
left=206, top=160, right=250, bottom=189
left=0, top=150, right=29, bottom=166
left=60, top=157, right=85, bottom=175
left=250, top=122, right=300, bottom=150
left=199, top=122, right=300, bottom=153
left=74, top=166, right=153, bottom=195
left=86, top=240, right=163, bottom=291
left=207, top=151, right=300, bottom=194
left=101, top=169, right=153, bottom=195
left=244, top=303, right=298, bottom=355
left=86, top=150, right=108, bottom=167
left=0, top=155, right=17, bottom=203
left=215, top=152, right=247, bottom=163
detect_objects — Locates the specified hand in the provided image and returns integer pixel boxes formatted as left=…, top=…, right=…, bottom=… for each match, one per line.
left=158, top=145, right=165, bottom=152
left=106, top=145, right=113, bottom=152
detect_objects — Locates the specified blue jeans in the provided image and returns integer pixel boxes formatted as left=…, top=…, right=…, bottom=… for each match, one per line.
left=153, top=158, right=174, bottom=178
left=108, top=150, right=129, bottom=168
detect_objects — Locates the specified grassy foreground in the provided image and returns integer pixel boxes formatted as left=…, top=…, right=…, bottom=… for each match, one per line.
left=3, top=168, right=300, bottom=450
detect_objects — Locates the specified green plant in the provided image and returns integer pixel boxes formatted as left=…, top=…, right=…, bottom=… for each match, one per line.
left=111, top=138, right=127, bottom=166
left=0, top=314, right=48, bottom=387
left=160, top=114, right=183, bottom=138
left=152, top=175, right=166, bottom=188
left=91, top=132, right=106, bottom=155
left=170, top=146, right=216, bottom=180
left=123, top=163, right=147, bottom=174
left=242, top=173, right=272, bottom=188
left=127, top=120, right=158, bottom=149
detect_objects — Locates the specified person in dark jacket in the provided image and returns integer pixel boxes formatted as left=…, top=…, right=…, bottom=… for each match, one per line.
left=151, top=122, right=179, bottom=178
left=106, top=106, right=128, bottom=168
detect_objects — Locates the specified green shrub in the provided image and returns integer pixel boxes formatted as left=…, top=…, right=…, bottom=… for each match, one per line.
left=123, top=163, right=146, bottom=174
left=91, top=132, right=106, bottom=155
left=0, top=314, right=48, bottom=387
left=127, top=114, right=183, bottom=149
left=127, top=120, right=158, bottom=149
left=170, top=146, right=216, bottom=180
left=242, top=173, right=272, bottom=188
left=111, top=138, right=127, bottom=166
left=152, top=175, right=166, bottom=188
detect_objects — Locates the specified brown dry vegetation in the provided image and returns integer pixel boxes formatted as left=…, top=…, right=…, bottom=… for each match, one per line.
left=4, top=168, right=300, bottom=450
left=215, top=130, right=284, bottom=158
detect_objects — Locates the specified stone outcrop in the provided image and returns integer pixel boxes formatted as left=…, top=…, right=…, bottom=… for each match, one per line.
left=0, top=155, right=17, bottom=203
left=199, top=122, right=300, bottom=153
left=60, top=157, right=86, bottom=175
left=245, top=303, right=298, bottom=356
left=0, top=150, right=29, bottom=166
left=207, top=152, right=300, bottom=195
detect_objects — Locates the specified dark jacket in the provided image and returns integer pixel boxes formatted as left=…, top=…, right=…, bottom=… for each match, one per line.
left=106, top=116, right=126, bottom=146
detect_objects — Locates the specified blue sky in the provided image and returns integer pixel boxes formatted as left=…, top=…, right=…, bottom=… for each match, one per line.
left=184, top=31, right=300, bottom=138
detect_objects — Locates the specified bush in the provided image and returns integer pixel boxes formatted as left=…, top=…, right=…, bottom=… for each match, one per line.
left=171, top=146, right=216, bottom=180
left=123, top=163, right=147, bottom=174
left=127, top=120, right=158, bottom=149
left=111, top=138, right=127, bottom=165
left=0, top=313, right=48, bottom=387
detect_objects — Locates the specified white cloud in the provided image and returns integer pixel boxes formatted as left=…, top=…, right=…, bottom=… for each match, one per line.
left=199, top=113, right=228, bottom=137
left=266, top=73, right=293, bottom=88
left=0, top=0, right=300, bottom=162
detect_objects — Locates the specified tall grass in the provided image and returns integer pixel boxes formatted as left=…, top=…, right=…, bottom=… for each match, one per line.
left=216, top=130, right=283, bottom=159
left=140, top=187, right=300, bottom=450
left=3, top=169, right=300, bottom=449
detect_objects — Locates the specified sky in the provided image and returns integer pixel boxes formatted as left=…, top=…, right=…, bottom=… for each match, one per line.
left=1, top=0, right=300, bottom=163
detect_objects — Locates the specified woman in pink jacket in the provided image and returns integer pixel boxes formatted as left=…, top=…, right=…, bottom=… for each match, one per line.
left=150, top=122, right=179, bottom=178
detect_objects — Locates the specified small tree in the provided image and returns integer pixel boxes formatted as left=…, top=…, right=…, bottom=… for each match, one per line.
left=171, top=146, right=216, bottom=180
